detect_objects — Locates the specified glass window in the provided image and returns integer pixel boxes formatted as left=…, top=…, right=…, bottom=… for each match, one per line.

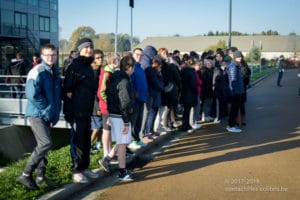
left=28, top=0, right=38, bottom=6
left=39, top=0, right=49, bottom=9
left=15, top=0, right=27, bottom=4
left=50, top=18, right=57, bottom=32
left=21, top=14, right=27, bottom=27
left=39, top=16, right=50, bottom=32
left=50, top=3, right=57, bottom=10
left=33, top=15, right=39, bottom=31
left=15, top=13, right=21, bottom=26
left=1, top=9, right=14, bottom=25
left=50, top=0, right=58, bottom=10
left=15, top=12, right=27, bottom=28
left=45, top=17, right=50, bottom=32
left=27, top=14, right=33, bottom=30
left=39, top=17, right=44, bottom=31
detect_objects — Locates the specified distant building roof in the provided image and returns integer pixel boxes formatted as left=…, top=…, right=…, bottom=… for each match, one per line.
left=137, top=35, right=300, bottom=53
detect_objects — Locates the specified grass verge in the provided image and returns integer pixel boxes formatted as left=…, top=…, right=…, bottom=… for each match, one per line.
left=250, top=66, right=276, bottom=83
left=0, top=145, right=102, bottom=199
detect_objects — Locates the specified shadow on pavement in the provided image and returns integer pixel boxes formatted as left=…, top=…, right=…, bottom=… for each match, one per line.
left=129, top=69, right=300, bottom=183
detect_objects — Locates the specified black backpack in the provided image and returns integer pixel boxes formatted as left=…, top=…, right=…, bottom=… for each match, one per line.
left=240, top=64, right=251, bottom=86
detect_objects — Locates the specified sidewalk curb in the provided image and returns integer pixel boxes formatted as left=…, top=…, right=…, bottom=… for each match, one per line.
left=38, top=130, right=181, bottom=200
left=248, top=69, right=276, bottom=89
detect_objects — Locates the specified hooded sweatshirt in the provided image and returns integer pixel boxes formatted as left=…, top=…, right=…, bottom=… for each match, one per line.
left=140, top=45, right=157, bottom=70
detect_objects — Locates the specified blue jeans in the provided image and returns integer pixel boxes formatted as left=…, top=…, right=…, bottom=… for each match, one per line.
left=193, top=96, right=200, bottom=124
left=277, top=71, right=283, bottom=86
left=24, top=117, right=52, bottom=176
left=143, top=107, right=159, bottom=136
left=202, top=97, right=213, bottom=118
left=131, top=102, right=145, bottom=141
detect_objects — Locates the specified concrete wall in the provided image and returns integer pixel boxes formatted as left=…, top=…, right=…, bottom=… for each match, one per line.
left=0, top=125, right=70, bottom=161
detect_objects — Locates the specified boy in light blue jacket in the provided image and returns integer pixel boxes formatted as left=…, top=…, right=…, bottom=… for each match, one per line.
left=17, top=44, right=61, bottom=190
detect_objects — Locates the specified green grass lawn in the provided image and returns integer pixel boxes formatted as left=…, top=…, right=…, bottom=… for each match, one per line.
left=250, top=66, right=276, bottom=83
left=0, top=146, right=102, bottom=199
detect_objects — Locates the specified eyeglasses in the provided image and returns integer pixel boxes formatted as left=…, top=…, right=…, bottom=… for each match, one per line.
left=43, top=54, right=57, bottom=57
left=134, top=53, right=143, bottom=57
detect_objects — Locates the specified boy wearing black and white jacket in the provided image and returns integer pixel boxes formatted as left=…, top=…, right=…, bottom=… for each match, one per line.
left=99, top=56, right=135, bottom=182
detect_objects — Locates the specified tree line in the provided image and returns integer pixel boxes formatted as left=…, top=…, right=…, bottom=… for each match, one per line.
left=59, top=27, right=297, bottom=55
left=59, top=26, right=140, bottom=54
left=204, top=30, right=280, bottom=36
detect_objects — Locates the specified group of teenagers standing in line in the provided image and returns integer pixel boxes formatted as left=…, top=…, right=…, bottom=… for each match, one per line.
left=15, top=37, right=251, bottom=190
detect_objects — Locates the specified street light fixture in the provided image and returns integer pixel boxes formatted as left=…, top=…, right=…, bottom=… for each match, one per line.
left=114, top=0, right=119, bottom=55
left=129, top=0, right=134, bottom=51
left=228, top=0, right=232, bottom=48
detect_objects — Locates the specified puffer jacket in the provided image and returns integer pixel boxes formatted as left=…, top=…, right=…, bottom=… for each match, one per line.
left=140, top=45, right=157, bottom=70
left=25, top=61, right=61, bottom=125
left=63, top=56, right=96, bottom=120
left=107, top=70, right=134, bottom=124
left=227, top=61, right=245, bottom=95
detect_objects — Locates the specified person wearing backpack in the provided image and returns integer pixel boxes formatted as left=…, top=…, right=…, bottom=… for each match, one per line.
left=237, top=55, right=251, bottom=126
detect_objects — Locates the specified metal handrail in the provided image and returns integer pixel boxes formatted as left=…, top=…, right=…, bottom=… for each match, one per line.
left=0, top=75, right=27, bottom=78
left=26, top=27, right=40, bottom=52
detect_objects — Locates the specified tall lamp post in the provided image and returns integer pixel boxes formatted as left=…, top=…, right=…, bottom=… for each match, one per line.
left=114, top=0, right=119, bottom=55
left=259, top=40, right=262, bottom=73
left=129, top=0, right=134, bottom=51
left=228, top=0, right=232, bottom=48
left=250, top=40, right=254, bottom=81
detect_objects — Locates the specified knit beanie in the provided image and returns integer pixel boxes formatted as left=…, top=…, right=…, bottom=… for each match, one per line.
left=76, top=38, right=94, bottom=52
left=233, top=50, right=242, bottom=59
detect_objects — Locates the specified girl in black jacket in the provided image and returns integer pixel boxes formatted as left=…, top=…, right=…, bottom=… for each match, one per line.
left=99, top=56, right=135, bottom=182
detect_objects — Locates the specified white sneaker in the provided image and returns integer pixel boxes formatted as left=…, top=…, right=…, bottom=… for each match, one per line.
left=226, top=126, right=242, bottom=133
left=187, top=129, right=194, bottom=133
left=72, top=173, right=89, bottom=183
left=82, top=169, right=99, bottom=179
left=192, top=123, right=202, bottom=130
left=172, top=121, right=181, bottom=128
left=214, top=118, right=221, bottom=123
left=163, top=127, right=172, bottom=132
left=95, top=142, right=102, bottom=149
left=128, top=141, right=142, bottom=150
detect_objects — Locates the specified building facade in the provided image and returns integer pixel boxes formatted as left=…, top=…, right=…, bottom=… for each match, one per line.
left=0, top=0, right=58, bottom=71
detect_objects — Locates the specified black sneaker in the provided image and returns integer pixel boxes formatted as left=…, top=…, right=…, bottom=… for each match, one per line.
left=126, top=147, right=134, bottom=155
left=16, top=174, right=39, bottom=190
left=118, top=170, right=133, bottom=182
left=110, top=156, right=119, bottom=165
left=98, top=157, right=112, bottom=173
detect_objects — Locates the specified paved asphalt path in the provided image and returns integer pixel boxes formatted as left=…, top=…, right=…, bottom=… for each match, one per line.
left=75, top=69, right=300, bottom=200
